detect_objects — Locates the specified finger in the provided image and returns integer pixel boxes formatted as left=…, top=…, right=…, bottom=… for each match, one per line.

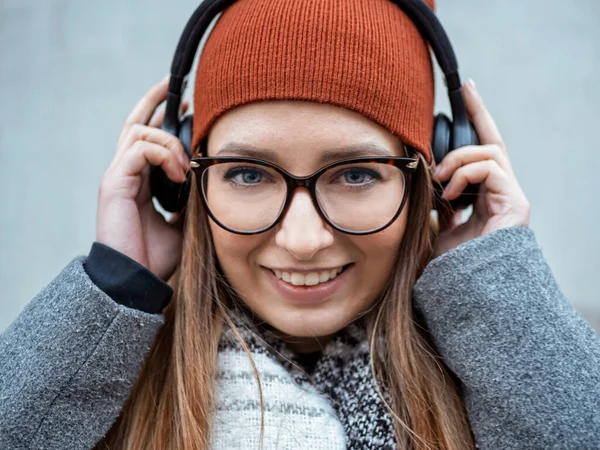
left=119, top=140, right=187, bottom=184
left=433, top=144, right=512, bottom=182
left=442, top=160, right=511, bottom=201
left=148, top=106, right=166, bottom=130
left=123, top=75, right=170, bottom=129
left=463, top=79, right=506, bottom=152
left=119, top=124, right=190, bottom=170
left=148, top=100, right=190, bottom=129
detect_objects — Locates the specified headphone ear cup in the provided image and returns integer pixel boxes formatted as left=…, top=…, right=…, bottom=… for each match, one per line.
left=432, top=113, right=451, bottom=166
left=149, top=114, right=193, bottom=213
left=451, top=119, right=480, bottom=150
left=469, top=122, right=480, bottom=146
left=431, top=114, right=450, bottom=212
left=431, top=114, right=481, bottom=212
left=178, top=114, right=194, bottom=159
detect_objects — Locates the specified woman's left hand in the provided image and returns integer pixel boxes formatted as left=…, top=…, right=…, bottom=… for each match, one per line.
left=431, top=79, right=531, bottom=259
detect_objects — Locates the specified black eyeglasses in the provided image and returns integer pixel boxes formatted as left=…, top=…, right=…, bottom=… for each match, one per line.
left=189, top=153, right=419, bottom=235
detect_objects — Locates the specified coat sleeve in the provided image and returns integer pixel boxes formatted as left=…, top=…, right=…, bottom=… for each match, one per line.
left=0, top=256, right=166, bottom=450
left=413, top=225, right=600, bottom=450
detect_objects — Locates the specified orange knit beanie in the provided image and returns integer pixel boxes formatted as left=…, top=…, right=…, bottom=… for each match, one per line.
left=192, top=0, right=436, bottom=165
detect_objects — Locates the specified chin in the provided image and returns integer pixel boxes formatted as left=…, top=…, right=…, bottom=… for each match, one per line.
left=247, top=297, right=362, bottom=339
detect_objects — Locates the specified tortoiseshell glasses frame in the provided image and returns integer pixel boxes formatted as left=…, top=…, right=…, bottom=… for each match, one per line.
left=189, top=148, right=419, bottom=235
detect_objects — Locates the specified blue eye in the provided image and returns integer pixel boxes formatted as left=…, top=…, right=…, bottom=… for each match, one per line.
left=224, top=168, right=264, bottom=185
left=341, top=168, right=380, bottom=185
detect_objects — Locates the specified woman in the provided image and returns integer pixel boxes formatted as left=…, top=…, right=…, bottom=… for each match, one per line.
left=1, top=0, right=599, bottom=449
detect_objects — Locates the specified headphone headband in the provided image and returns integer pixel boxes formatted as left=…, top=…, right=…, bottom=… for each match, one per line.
left=163, top=0, right=235, bottom=137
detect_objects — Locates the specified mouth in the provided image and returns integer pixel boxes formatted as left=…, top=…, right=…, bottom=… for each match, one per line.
left=262, top=263, right=354, bottom=305
left=263, top=263, right=354, bottom=306
left=269, top=264, right=353, bottom=287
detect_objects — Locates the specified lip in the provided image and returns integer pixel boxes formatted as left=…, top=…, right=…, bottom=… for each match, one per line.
left=268, top=266, right=346, bottom=274
left=263, top=264, right=353, bottom=305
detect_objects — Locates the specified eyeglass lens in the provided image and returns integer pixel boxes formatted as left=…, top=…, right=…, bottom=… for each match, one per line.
left=201, top=161, right=406, bottom=233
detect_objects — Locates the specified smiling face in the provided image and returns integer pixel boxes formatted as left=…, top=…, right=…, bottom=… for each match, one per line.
left=205, top=100, right=411, bottom=352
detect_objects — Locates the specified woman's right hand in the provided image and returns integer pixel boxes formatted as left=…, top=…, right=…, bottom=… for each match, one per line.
left=96, top=75, right=191, bottom=281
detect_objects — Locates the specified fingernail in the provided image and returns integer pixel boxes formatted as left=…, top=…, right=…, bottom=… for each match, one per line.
left=434, top=165, right=442, bottom=176
left=467, top=78, right=477, bottom=92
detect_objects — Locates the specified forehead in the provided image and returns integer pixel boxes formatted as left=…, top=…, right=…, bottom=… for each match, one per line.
left=206, top=100, right=406, bottom=164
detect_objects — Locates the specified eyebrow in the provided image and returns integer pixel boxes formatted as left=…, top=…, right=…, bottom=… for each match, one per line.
left=215, top=142, right=397, bottom=164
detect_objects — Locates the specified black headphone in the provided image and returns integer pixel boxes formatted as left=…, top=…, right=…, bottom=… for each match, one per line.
left=150, top=0, right=480, bottom=214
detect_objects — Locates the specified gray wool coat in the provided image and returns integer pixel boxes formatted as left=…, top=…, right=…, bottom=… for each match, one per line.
left=1, top=225, right=599, bottom=449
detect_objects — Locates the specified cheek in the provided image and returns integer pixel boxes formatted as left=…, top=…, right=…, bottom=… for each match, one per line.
left=350, top=206, right=408, bottom=293
left=209, top=221, right=263, bottom=295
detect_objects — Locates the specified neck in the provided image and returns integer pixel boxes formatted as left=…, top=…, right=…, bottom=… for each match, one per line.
left=270, top=329, right=337, bottom=353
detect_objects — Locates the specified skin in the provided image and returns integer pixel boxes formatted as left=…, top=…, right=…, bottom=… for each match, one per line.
left=96, top=76, right=530, bottom=354
left=206, top=100, right=411, bottom=352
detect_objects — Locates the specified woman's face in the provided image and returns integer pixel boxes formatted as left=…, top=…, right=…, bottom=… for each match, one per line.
left=206, top=101, right=410, bottom=352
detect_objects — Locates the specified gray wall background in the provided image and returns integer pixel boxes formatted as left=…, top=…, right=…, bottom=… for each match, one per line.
left=1, top=0, right=598, bottom=332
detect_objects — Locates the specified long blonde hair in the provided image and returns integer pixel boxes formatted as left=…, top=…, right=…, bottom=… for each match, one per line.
left=96, top=152, right=475, bottom=449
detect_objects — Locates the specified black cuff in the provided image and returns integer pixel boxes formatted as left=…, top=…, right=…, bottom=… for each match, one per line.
left=83, top=242, right=173, bottom=314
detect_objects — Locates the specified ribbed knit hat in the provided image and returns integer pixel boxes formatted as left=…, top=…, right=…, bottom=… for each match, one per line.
left=192, top=0, right=436, bottom=165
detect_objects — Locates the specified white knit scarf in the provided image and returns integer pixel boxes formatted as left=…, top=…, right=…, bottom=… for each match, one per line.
left=210, top=306, right=397, bottom=449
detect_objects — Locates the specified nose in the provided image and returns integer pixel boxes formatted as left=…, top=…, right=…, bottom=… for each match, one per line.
left=275, top=188, right=334, bottom=260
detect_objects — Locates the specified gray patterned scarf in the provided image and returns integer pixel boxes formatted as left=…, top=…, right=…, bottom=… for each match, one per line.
left=220, top=306, right=397, bottom=449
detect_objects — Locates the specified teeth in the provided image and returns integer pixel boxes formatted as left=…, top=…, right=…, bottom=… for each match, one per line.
left=273, top=266, right=346, bottom=287
left=291, top=273, right=304, bottom=286
left=305, top=273, right=320, bottom=286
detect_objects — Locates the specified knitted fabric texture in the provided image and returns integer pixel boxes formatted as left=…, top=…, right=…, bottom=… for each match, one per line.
left=192, top=0, right=436, bottom=164
left=214, top=305, right=396, bottom=449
